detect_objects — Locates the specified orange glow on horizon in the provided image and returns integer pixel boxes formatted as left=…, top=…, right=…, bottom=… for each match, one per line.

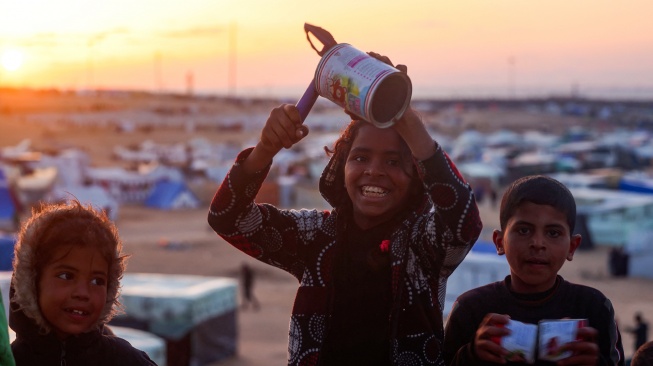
left=0, top=0, right=652, bottom=98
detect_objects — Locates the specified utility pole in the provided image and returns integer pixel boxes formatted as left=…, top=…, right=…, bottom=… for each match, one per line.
left=87, top=39, right=95, bottom=90
left=186, top=70, right=194, bottom=96
left=154, top=51, right=163, bottom=93
left=228, top=21, right=237, bottom=97
left=507, top=55, right=516, bottom=99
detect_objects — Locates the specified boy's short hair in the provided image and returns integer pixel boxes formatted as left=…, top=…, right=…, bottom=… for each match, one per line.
left=12, top=199, right=127, bottom=333
left=499, top=175, right=576, bottom=232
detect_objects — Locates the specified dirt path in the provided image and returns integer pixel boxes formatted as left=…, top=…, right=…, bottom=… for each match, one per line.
left=116, top=196, right=653, bottom=365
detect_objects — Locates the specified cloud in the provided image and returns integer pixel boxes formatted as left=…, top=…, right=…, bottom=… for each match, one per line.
left=21, top=33, right=61, bottom=47
left=16, top=29, right=132, bottom=48
left=87, top=28, right=131, bottom=46
left=160, top=26, right=225, bottom=38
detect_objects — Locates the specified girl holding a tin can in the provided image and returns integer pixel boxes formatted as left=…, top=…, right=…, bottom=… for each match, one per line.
left=208, top=54, right=482, bottom=366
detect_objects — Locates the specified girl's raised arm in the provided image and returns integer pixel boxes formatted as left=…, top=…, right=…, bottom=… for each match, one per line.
left=242, top=104, right=308, bottom=174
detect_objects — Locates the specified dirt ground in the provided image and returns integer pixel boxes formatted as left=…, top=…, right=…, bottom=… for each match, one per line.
left=2, top=90, right=651, bottom=364
left=114, top=193, right=653, bottom=365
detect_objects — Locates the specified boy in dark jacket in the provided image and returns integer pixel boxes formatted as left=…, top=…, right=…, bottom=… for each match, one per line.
left=9, top=200, right=157, bottom=365
left=444, top=175, right=624, bottom=366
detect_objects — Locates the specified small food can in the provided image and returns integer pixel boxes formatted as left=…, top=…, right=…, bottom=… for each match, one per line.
left=314, top=43, right=412, bottom=128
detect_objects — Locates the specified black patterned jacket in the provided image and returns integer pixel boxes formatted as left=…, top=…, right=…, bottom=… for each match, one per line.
left=208, top=143, right=482, bottom=366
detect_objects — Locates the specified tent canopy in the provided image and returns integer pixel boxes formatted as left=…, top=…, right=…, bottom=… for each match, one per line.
left=0, top=169, right=18, bottom=228
left=145, top=181, right=199, bottom=210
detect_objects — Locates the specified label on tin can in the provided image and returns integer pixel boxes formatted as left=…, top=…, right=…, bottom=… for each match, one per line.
left=314, top=44, right=411, bottom=128
left=538, top=319, right=586, bottom=362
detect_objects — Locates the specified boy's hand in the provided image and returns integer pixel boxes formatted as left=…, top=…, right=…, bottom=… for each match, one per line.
left=556, top=326, right=599, bottom=366
left=259, top=104, right=308, bottom=155
left=473, top=313, right=511, bottom=364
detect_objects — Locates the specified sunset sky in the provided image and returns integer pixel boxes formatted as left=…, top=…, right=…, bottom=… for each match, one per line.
left=1, top=0, right=652, bottom=99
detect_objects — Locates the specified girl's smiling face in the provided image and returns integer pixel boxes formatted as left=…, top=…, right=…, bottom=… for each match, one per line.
left=38, top=245, right=109, bottom=339
left=344, top=124, right=414, bottom=230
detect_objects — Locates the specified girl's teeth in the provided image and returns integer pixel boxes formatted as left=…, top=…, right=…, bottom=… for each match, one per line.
left=362, top=186, right=388, bottom=197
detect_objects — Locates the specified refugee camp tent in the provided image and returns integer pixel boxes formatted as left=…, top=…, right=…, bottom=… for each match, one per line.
left=444, top=241, right=510, bottom=320
left=486, top=130, right=521, bottom=148
left=109, top=326, right=167, bottom=366
left=145, top=181, right=199, bottom=210
left=87, top=165, right=185, bottom=204
left=458, top=162, right=505, bottom=188
left=451, top=130, right=485, bottom=162
left=0, top=169, right=18, bottom=231
left=0, top=234, right=15, bottom=271
left=571, top=188, right=653, bottom=248
left=625, top=229, right=653, bottom=280
left=37, top=148, right=90, bottom=187
left=48, top=185, right=119, bottom=221
left=86, top=167, right=155, bottom=203
left=111, top=273, right=237, bottom=366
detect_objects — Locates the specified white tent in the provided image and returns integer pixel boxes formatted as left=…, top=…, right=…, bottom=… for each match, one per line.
left=486, top=130, right=521, bottom=147
left=36, top=149, right=91, bottom=188
left=48, top=185, right=119, bottom=221
left=444, top=246, right=510, bottom=321
left=625, top=229, right=653, bottom=280
left=458, top=162, right=505, bottom=186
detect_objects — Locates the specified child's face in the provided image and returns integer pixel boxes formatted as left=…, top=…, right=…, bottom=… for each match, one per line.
left=38, top=244, right=109, bottom=339
left=493, top=202, right=581, bottom=294
left=344, top=124, right=413, bottom=230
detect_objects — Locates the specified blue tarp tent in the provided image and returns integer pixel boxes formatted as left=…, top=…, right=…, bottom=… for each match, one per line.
left=145, top=181, right=199, bottom=210
left=0, top=169, right=18, bottom=231
left=0, top=234, right=15, bottom=271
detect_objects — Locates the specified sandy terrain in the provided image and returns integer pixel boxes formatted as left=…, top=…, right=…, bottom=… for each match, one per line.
left=2, top=90, right=651, bottom=364
left=115, top=196, right=653, bottom=365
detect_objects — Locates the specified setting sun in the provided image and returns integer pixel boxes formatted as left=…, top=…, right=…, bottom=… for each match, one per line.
left=1, top=49, right=24, bottom=72
left=0, top=0, right=652, bottom=97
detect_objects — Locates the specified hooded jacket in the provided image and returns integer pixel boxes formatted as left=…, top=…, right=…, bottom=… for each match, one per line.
left=9, top=227, right=157, bottom=365
left=208, top=143, right=482, bottom=366
left=10, top=300, right=157, bottom=366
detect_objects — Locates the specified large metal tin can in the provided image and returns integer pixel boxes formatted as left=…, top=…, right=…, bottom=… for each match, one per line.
left=314, top=43, right=412, bottom=128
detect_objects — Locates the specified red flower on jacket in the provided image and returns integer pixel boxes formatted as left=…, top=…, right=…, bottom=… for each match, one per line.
left=379, top=240, right=390, bottom=253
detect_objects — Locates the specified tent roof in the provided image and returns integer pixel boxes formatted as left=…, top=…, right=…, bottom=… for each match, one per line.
left=145, top=181, right=198, bottom=210
left=49, top=185, right=119, bottom=220
left=458, top=162, right=505, bottom=180
left=0, top=169, right=17, bottom=220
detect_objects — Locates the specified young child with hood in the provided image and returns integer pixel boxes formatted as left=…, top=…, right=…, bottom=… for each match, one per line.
left=9, top=200, right=157, bottom=365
